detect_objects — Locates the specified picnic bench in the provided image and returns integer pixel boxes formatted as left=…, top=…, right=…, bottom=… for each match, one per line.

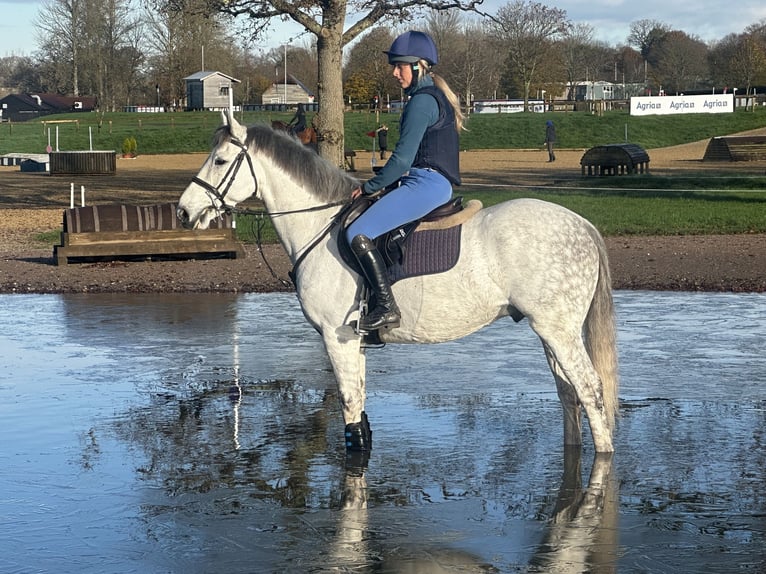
left=53, top=202, right=244, bottom=265
left=580, top=143, right=650, bottom=176
left=702, top=136, right=766, bottom=162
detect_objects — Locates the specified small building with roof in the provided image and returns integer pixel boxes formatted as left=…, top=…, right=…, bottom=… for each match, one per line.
left=261, top=74, right=315, bottom=106
left=184, top=71, right=240, bottom=111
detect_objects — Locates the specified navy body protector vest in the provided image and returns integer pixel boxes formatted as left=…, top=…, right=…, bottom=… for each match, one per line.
left=411, top=86, right=461, bottom=186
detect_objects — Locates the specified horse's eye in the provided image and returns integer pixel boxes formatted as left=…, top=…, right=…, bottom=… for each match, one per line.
left=214, top=158, right=227, bottom=166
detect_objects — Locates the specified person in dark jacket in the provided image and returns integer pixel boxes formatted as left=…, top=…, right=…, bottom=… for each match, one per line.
left=545, top=119, right=556, bottom=162
left=347, top=31, right=465, bottom=331
left=376, top=124, right=389, bottom=159
left=288, top=103, right=306, bottom=136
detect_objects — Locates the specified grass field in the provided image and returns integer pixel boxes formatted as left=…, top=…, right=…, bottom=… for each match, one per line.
left=1, top=107, right=765, bottom=155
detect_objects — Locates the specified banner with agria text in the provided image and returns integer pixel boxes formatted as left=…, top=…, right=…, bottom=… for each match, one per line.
left=630, top=94, right=733, bottom=116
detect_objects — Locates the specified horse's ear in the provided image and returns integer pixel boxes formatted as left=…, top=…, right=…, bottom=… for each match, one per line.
left=221, top=108, right=247, bottom=143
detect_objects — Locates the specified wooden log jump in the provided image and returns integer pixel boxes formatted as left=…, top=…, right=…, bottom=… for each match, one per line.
left=53, top=203, right=244, bottom=265
left=49, top=151, right=116, bottom=175
left=580, top=143, right=650, bottom=176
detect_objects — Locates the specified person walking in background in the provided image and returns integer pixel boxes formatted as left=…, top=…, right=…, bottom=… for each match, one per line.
left=377, top=124, right=389, bottom=160
left=545, top=119, right=556, bottom=162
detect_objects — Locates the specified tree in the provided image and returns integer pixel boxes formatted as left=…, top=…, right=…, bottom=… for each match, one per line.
left=343, top=27, right=399, bottom=107
left=710, top=32, right=766, bottom=95
left=147, top=0, right=484, bottom=167
left=649, top=30, right=709, bottom=94
left=144, top=1, right=241, bottom=109
left=558, top=22, right=596, bottom=99
left=488, top=0, right=569, bottom=110
left=34, top=0, right=143, bottom=109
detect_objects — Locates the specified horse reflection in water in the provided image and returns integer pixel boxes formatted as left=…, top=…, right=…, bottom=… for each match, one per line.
left=331, top=451, right=617, bottom=572
left=177, top=110, right=619, bottom=454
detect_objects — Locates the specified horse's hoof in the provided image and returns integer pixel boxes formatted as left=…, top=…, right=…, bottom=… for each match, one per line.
left=345, top=411, right=372, bottom=452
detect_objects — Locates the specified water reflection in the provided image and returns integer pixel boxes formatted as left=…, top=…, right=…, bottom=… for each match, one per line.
left=0, top=292, right=764, bottom=573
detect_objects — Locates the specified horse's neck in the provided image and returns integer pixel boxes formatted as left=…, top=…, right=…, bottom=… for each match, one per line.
left=259, top=175, right=336, bottom=261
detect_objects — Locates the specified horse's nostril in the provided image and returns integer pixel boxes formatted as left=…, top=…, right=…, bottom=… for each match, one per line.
left=177, top=208, right=188, bottom=224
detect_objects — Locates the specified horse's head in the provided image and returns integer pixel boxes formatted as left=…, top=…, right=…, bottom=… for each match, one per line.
left=177, top=109, right=257, bottom=229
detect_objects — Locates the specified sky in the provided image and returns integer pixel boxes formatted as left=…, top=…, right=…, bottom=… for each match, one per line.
left=1, top=0, right=765, bottom=58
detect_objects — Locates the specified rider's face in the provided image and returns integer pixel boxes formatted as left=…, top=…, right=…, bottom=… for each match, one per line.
left=392, top=62, right=414, bottom=89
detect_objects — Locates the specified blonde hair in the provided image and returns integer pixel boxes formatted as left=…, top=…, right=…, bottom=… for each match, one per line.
left=417, top=60, right=466, bottom=132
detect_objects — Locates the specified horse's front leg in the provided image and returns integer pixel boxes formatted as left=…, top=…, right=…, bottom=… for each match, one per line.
left=322, top=328, right=371, bottom=451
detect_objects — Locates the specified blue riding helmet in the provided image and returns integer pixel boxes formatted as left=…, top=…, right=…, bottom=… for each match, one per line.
left=385, top=31, right=438, bottom=65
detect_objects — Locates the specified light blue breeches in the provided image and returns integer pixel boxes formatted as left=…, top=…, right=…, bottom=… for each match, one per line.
left=345, top=168, right=453, bottom=242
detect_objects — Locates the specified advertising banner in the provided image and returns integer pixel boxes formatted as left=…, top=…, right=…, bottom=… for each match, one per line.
left=630, top=94, right=733, bottom=116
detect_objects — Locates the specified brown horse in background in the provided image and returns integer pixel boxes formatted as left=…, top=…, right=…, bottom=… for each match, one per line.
left=271, top=120, right=317, bottom=148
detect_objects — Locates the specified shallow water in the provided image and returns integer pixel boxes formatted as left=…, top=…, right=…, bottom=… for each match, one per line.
left=0, top=291, right=764, bottom=573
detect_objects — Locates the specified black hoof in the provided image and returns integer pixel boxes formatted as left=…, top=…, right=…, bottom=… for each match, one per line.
left=344, top=411, right=372, bottom=452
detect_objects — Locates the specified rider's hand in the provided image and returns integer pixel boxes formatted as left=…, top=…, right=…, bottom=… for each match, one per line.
left=351, top=187, right=363, bottom=200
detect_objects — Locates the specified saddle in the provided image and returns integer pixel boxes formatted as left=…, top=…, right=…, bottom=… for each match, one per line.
left=338, top=193, right=482, bottom=283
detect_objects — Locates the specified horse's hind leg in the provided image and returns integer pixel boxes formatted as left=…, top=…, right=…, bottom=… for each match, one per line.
left=538, top=331, right=614, bottom=453
left=542, top=341, right=583, bottom=446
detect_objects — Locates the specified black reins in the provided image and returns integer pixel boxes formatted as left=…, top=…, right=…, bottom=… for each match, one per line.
left=190, top=135, right=349, bottom=288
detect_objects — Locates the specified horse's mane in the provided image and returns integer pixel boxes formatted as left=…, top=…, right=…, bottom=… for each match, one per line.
left=215, top=123, right=358, bottom=203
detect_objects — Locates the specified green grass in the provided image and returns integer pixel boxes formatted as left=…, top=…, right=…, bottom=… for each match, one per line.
left=2, top=107, right=765, bottom=155
left=458, top=188, right=766, bottom=235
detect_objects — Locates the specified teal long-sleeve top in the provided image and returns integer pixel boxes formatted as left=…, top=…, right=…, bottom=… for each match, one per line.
left=362, top=75, right=439, bottom=194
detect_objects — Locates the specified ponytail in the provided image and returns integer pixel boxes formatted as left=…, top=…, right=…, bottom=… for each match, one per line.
left=417, top=60, right=466, bottom=132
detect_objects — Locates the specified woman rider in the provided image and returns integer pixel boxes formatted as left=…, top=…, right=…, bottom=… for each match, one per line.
left=347, top=31, right=465, bottom=331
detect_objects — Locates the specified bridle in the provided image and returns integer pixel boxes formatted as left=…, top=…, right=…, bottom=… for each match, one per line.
left=190, top=136, right=257, bottom=214
left=189, top=134, right=350, bottom=287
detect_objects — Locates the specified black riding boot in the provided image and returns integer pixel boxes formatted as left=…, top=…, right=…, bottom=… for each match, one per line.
left=351, top=234, right=401, bottom=331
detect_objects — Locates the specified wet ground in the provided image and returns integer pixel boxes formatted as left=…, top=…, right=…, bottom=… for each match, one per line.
left=1, top=291, right=764, bottom=573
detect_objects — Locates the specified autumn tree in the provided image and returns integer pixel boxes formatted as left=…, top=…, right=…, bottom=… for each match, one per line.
left=343, top=27, right=398, bottom=108
left=709, top=32, right=766, bottom=95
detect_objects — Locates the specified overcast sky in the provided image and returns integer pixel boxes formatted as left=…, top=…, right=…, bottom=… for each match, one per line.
left=1, top=0, right=765, bottom=58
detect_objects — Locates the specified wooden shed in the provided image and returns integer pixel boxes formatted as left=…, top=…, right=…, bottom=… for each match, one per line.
left=580, top=144, right=650, bottom=176
left=261, top=74, right=315, bottom=106
left=184, top=71, right=240, bottom=111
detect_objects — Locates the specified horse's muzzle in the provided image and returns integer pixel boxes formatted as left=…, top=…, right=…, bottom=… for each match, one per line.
left=176, top=206, right=193, bottom=229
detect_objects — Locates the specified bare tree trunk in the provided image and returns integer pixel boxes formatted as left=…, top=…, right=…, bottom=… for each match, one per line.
left=316, top=25, right=345, bottom=167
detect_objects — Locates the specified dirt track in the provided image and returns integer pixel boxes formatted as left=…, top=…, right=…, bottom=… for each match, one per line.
left=0, top=136, right=765, bottom=294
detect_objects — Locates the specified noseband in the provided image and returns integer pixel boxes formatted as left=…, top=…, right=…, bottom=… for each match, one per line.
left=191, top=136, right=257, bottom=214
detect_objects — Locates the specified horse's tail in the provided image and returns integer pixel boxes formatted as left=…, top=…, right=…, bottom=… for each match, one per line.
left=583, top=226, right=619, bottom=431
